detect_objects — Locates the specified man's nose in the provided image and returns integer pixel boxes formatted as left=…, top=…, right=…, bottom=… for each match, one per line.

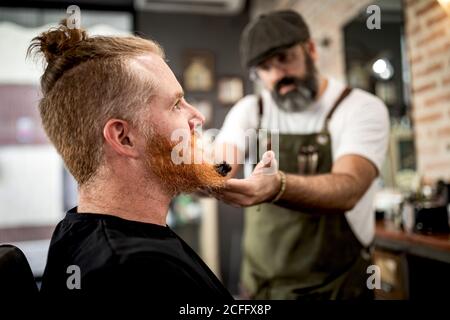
left=267, top=66, right=286, bottom=90
left=186, top=103, right=205, bottom=131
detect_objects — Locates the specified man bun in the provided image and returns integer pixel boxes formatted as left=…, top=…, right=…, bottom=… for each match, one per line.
left=28, top=19, right=87, bottom=64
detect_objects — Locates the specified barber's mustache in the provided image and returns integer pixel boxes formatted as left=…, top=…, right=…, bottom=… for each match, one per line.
left=274, top=77, right=303, bottom=94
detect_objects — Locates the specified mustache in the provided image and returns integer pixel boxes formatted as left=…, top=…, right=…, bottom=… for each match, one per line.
left=274, top=77, right=303, bottom=94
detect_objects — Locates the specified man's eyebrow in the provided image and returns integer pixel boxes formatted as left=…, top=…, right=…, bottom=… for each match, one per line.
left=168, top=91, right=184, bottom=108
left=173, top=91, right=184, bottom=102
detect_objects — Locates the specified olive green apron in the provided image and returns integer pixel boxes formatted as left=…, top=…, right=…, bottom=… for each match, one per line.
left=241, top=88, right=373, bottom=300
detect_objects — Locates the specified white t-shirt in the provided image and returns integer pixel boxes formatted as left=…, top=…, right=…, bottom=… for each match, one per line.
left=215, top=78, right=390, bottom=246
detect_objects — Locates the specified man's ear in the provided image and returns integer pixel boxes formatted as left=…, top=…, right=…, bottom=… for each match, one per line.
left=103, top=119, right=139, bottom=158
left=305, top=40, right=318, bottom=62
left=249, top=67, right=259, bottom=82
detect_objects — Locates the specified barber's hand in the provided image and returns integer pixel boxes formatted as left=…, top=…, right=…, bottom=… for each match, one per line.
left=214, top=151, right=281, bottom=207
left=195, top=188, right=213, bottom=198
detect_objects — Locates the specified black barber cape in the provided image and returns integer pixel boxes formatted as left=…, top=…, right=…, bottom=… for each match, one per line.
left=40, top=207, right=232, bottom=300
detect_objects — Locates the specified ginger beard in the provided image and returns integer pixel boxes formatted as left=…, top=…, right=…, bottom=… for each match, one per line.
left=144, top=129, right=226, bottom=196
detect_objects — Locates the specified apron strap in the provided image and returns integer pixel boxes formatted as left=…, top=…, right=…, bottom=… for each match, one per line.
left=322, top=87, right=353, bottom=132
left=257, top=95, right=263, bottom=130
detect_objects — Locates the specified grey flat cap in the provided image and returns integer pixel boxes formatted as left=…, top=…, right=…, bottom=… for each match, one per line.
left=240, top=10, right=310, bottom=68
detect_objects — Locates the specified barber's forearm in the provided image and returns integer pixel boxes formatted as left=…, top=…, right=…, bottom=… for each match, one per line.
left=276, top=173, right=362, bottom=214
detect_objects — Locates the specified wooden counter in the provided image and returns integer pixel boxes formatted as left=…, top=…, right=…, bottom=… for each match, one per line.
left=374, top=220, right=450, bottom=264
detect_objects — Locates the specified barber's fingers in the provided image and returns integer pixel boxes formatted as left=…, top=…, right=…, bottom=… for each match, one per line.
left=223, top=178, right=253, bottom=194
left=216, top=190, right=249, bottom=207
left=214, top=178, right=256, bottom=203
left=220, top=152, right=278, bottom=194
left=195, top=188, right=212, bottom=198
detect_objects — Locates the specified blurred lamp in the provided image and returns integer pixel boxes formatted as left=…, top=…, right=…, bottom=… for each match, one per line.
left=372, top=58, right=394, bottom=80
left=437, top=0, right=450, bottom=16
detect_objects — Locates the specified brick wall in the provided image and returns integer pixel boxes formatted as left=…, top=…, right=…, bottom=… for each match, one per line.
left=405, top=0, right=450, bottom=181
left=250, top=0, right=372, bottom=81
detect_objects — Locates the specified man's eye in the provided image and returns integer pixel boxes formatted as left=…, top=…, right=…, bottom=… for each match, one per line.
left=278, top=53, right=288, bottom=63
left=174, top=101, right=182, bottom=110
left=258, top=64, right=270, bottom=71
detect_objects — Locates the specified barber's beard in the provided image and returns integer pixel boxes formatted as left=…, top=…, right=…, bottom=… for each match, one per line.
left=144, top=130, right=226, bottom=196
left=271, top=54, right=319, bottom=112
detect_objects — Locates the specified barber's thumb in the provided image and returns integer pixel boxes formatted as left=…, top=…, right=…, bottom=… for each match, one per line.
left=262, top=150, right=275, bottom=165
left=254, top=151, right=277, bottom=172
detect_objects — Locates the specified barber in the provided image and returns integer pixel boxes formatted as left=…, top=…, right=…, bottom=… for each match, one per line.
left=214, top=10, right=389, bottom=300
